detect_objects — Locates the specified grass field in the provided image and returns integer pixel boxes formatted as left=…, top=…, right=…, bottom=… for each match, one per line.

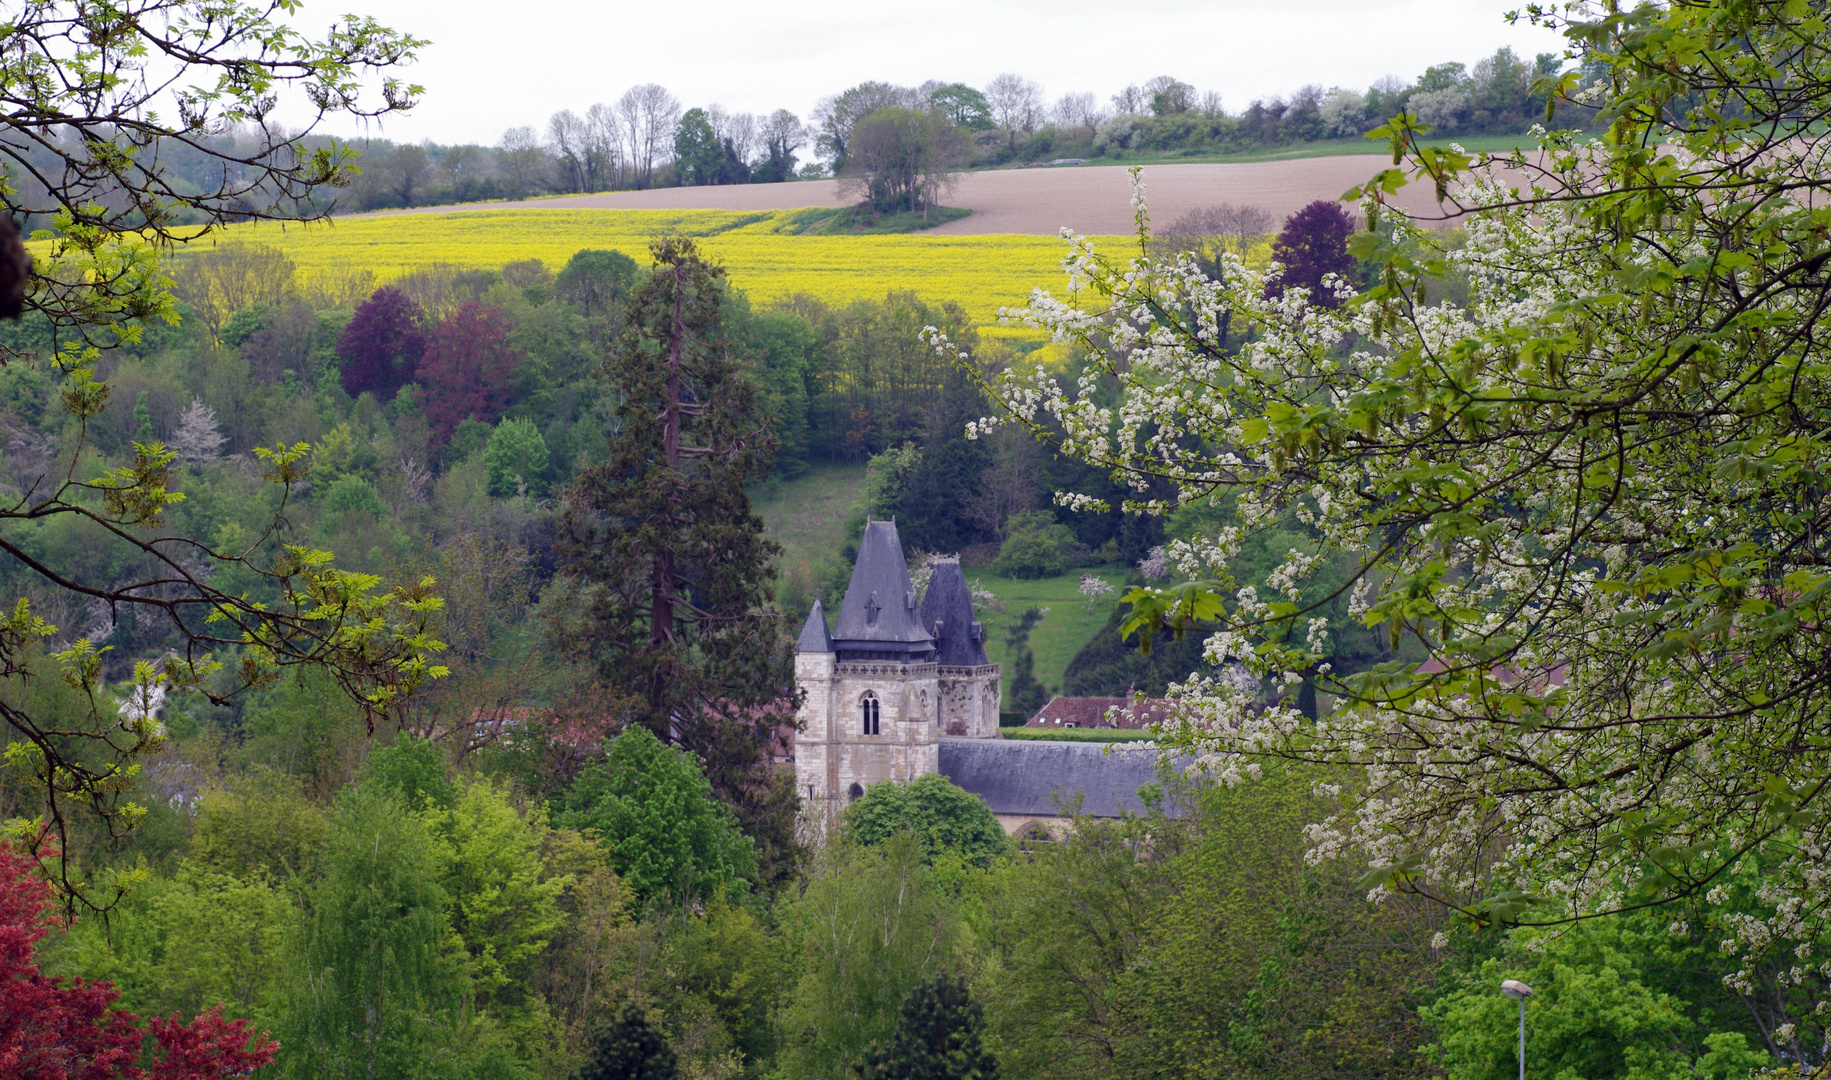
left=1076, top=132, right=1574, bottom=168
left=206, top=208, right=1121, bottom=332
left=1000, top=727, right=1156, bottom=742
left=969, top=566, right=1128, bottom=711
left=753, top=463, right=863, bottom=573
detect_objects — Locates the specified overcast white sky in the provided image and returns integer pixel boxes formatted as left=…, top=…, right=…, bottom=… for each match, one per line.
left=294, top=0, right=1569, bottom=147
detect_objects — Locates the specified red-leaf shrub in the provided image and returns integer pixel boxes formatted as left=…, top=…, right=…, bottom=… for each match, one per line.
left=336, top=287, right=426, bottom=401
left=416, top=302, right=522, bottom=444
left=1268, top=199, right=1359, bottom=309
left=0, top=842, right=277, bottom=1080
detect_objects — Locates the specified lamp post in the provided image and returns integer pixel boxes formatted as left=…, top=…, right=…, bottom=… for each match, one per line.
left=1501, top=980, right=1534, bottom=1080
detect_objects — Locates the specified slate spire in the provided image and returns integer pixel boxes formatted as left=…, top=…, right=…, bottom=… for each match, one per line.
left=797, top=595, right=833, bottom=653
left=918, top=558, right=990, bottom=666
left=831, top=520, right=935, bottom=660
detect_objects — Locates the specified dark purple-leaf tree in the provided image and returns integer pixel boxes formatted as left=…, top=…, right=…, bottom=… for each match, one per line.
left=1268, top=199, right=1358, bottom=309
left=336, top=287, right=426, bottom=400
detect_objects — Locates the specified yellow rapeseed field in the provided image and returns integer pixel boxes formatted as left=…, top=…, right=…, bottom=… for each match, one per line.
left=201, top=208, right=1148, bottom=337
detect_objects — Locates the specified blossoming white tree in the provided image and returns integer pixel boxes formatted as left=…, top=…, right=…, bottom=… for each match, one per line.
left=926, top=0, right=1831, bottom=1018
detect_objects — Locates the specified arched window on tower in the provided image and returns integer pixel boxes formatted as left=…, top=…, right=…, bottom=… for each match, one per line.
left=860, top=691, right=880, bottom=735
left=849, top=782, right=865, bottom=801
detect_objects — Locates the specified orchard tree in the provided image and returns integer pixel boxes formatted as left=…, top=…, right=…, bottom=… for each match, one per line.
left=1267, top=199, right=1357, bottom=308
left=0, top=0, right=441, bottom=910
left=336, top=287, right=427, bottom=401
left=928, top=0, right=1831, bottom=1002
left=417, top=303, right=521, bottom=443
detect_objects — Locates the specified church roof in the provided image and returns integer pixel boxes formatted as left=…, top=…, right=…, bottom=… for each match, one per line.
left=832, top=520, right=934, bottom=654
left=918, top=559, right=989, bottom=666
left=939, top=738, right=1181, bottom=818
left=796, top=597, right=833, bottom=653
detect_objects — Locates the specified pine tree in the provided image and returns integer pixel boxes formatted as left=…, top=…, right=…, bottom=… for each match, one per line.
left=859, top=972, right=999, bottom=1080
left=555, top=236, right=793, bottom=750
left=577, top=1006, right=677, bottom=1080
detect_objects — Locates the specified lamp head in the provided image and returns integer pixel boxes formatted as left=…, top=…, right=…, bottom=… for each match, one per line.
left=1501, top=979, right=1534, bottom=1000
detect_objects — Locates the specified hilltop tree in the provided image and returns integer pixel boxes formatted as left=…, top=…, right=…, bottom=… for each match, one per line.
left=754, top=109, right=809, bottom=183
left=674, top=108, right=748, bottom=186
left=928, top=84, right=995, bottom=130
left=840, top=108, right=964, bottom=218
left=554, top=236, right=792, bottom=745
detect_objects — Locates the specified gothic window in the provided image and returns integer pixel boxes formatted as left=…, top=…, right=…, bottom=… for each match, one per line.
left=861, top=691, right=880, bottom=735
left=849, top=782, right=865, bottom=801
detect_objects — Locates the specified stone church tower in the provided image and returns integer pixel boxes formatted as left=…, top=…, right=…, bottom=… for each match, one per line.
left=794, top=520, right=1000, bottom=813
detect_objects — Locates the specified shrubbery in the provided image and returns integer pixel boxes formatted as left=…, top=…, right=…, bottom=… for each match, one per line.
left=993, top=511, right=1077, bottom=579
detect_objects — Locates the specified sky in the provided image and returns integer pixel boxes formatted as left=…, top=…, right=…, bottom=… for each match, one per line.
left=287, top=0, right=1570, bottom=147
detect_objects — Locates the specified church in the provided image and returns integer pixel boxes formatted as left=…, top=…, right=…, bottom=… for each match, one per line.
left=792, top=519, right=1174, bottom=835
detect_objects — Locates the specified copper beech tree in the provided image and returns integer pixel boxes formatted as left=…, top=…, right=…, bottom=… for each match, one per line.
left=928, top=0, right=1831, bottom=1013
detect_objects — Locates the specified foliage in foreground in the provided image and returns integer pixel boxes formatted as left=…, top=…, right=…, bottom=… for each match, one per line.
left=936, top=0, right=1831, bottom=1044
left=0, top=839, right=279, bottom=1078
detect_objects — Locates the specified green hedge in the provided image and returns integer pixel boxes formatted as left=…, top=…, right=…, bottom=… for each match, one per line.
left=1000, top=727, right=1156, bottom=743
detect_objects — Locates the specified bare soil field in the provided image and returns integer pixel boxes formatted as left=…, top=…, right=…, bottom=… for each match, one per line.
left=381, top=156, right=1529, bottom=236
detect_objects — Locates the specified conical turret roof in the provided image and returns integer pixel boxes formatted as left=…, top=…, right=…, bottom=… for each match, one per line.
left=796, top=596, right=834, bottom=653
left=832, top=520, right=934, bottom=658
left=918, top=558, right=989, bottom=666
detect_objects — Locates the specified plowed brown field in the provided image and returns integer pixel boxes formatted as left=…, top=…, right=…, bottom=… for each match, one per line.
left=379, top=155, right=1526, bottom=235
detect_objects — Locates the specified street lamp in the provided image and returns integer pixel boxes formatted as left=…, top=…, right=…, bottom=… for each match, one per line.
left=1501, top=980, right=1533, bottom=1080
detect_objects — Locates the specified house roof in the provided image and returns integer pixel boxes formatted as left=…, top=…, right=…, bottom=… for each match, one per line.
left=832, top=520, right=934, bottom=656
left=796, top=596, right=834, bottom=653
left=918, top=559, right=989, bottom=666
left=1026, top=696, right=1174, bottom=729
left=938, top=737, right=1179, bottom=818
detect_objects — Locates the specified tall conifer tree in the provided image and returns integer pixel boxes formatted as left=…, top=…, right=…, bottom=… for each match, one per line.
left=555, top=236, right=793, bottom=762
